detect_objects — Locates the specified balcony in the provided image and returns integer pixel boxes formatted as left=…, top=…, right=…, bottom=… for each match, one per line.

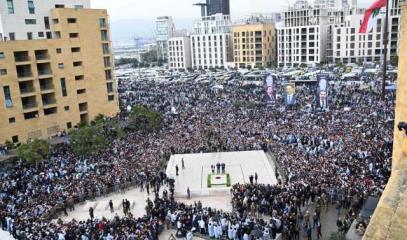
left=42, top=93, right=57, bottom=107
left=22, top=96, right=38, bottom=112
left=35, top=50, right=51, bottom=63
left=14, top=51, right=31, bottom=65
left=37, top=63, right=53, bottom=79
left=16, top=65, right=34, bottom=81
left=19, top=81, right=36, bottom=97
left=39, top=78, right=55, bottom=93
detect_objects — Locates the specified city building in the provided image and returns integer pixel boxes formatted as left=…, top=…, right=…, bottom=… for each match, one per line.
left=331, top=1, right=401, bottom=64
left=232, top=17, right=276, bottom=68
left=277, top=2, right=331, bottom=67
left=168, top=35, right=192, bottom=71
left=155, top=16, right=175, bottom=62
left=194, top=0, right=230, bottom=17
left=191, top=14, right=233, bottom=69
left=0, top=1, right=119, bottom=144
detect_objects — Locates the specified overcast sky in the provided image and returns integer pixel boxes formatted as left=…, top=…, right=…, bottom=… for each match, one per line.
left=92, top=0, right=372, bottom=21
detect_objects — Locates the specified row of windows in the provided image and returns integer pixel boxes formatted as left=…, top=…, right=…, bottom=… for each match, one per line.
left=6, top=1, right=83, bottom=15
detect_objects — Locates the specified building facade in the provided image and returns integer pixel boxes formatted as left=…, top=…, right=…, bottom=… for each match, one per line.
left=331, top=1, right=401, bottom=64
left=194, top=0, right=230, bottom=17
left=0, top=4, right=119, bottom=144
left=0, top=0, right=91, bottom=41
left=277, top=4, right=330, bottom=67
left=191, top=14, right=233, bottom=69
left=155, top=16, right=175, bottom=62
left=233, top=21, right=276, bottom=68
left=168, top=36, right=192, bottom=71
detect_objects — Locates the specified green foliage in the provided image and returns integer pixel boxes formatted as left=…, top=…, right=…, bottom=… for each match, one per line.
left=234, top=100, right=243, bottom=109
left=17, top=139, right=49, bottom=165
left=247, top=101, right=256, bottom=109
left=129, top=105, right=162, bottom=133
left=226, top=174, right=231, bottom=187
left=69, top=124, right=107, bottom=156
left=4, top=140, right=15, bottom=150
left=300, top=63, right=307, bottom=68
left=141, top=49, right=158, bottom=64
left=115, top=58, right=139, bottom=67
left=207, top=174, right=212, bottom=188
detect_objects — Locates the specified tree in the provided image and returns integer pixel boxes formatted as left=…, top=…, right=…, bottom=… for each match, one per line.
left=17, top=139, right=49, bottom=165
left=141, top=49, right=158, bottom=64
left=128, top=105, right=162, bottom=133
left=69, top=124, right=107, bottom=156
left=247, top=101, right=256, bottom=109
left=391, top=55, right=399, bottom=66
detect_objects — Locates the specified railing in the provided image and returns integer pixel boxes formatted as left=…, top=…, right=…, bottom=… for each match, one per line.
left=14, top=55, right=30, bottom=62
left=36, top=54, right=50, bottom=61
left=38, top=70, right=52, bottom=76
left=23, top=102, right=38, bottom=109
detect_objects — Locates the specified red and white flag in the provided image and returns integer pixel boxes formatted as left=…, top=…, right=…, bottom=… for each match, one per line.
left=359, top=0, right=387, bottom=33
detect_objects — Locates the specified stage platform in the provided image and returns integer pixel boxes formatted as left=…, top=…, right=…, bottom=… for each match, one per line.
left=165, top=150, right=277, bottom=197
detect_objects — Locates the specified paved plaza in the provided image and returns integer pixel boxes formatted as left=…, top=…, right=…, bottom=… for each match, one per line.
left=166, top=151, right=278, bottom=197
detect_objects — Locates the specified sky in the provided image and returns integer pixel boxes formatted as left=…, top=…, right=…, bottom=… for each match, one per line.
left=92, top=0, right=372, bottom=21
left=91, top=0, right=372, bottom=44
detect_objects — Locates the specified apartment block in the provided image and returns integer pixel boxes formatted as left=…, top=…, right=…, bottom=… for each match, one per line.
left=168, top=36, right=192, bottom=71
left=0, top=6, right=119, bottom=144
left=156, top=16, right=175, bottom=62
left=191, top=14, right=233, bottom=69
left=233, top=22, right=276, bottom=68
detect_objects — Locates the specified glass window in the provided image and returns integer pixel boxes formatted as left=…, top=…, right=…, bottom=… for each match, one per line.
left=3, top=86, right=13, bottom=108
left=7, top=0, right=14, bottom=14
left=28, top=0, right=35, bottom=14
left=58, top=63, right=64, bottom=69
left=0, top=52, right=5, bottom=59
left=101, top=30, right=108, bottom=41
left=25, top=19, right=36, bottom=24
left=60, top=78, right=67, bottom=97
left=0, top=69, right=7, bottom=75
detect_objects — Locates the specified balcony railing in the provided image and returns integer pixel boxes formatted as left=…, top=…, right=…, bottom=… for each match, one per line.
left=15, top=55, right=30, bottom=62
left=17, top=72, right=33, bottom=79
left=38, top=70, right=52, bottom=76
left=23, top=102, right=38, bottom=109
left=36, top=54, right=50, bottom=61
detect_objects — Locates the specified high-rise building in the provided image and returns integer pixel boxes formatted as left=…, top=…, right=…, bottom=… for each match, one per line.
left=233, top=17, right=277, bottom=68
left=194, top=0, right=230, bottom=17
left=277, top=3, right=331, bottom=67
left=190, top=14, right=233, bottom=69
left=155, top=16, right=175, bottom=62
left=0, top=1, right=119, bottom=144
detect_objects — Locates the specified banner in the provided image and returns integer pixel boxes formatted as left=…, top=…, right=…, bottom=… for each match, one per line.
left=285, top=83, right=296, bottom=106
left=317, top=74, right=329, bottom=109
left=264, top=74, right=277, bottom=104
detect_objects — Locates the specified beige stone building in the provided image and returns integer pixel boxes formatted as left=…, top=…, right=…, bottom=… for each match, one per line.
left=363, top=3, right=407, bottom=240
left=232, top=22, right=276, bottom=69
left=0, top=8, right=119, bottom=144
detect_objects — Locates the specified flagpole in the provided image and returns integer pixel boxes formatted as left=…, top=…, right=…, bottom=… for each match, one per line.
left=382, top=0, right=390, bottom=100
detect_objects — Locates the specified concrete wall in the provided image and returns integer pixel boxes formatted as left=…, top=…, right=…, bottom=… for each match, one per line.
left=363, top=3, right=407, bottom=240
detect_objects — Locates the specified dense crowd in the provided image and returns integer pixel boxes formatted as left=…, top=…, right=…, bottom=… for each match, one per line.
left=0, top=72, right=395, bottom=239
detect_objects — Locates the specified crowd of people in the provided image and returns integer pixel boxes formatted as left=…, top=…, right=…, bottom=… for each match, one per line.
left=0, top=70, right=395, bottom=239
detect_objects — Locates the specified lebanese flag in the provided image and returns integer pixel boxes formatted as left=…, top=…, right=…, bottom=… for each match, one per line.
left=359, top=0, right=387, bottom=33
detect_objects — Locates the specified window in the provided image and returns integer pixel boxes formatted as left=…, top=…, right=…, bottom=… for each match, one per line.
left=0, top=69, right=7, bottom=75
left=60, top=78, right=67, bottom=97
left=67, top=122, right=72, bottom=129
left=55, top=4, right=64, bottom=8
left=75, top=75, right=84, bottom=81
left=105, top=70, right=112, bottom=80
left=108, top=95, right=114, bottom=101
left=58, top=63, right=64, bottom=69
left=74, top=5, right=83, bottom=9
left=56, top=48, right=62, bottom=54
left=107, top=82, right=113, bottom=93
left=3, top=86, right=13, bottom=108
left=103, top=57, right=111, bottom=67
left=44, top=17, right=50, bottom=29
left=73, top=61, right=82, bottom=67
left=27, top=32, right=33, bottom=40
left=101, top=30, right=108, bottom=41
left=9, top=33, right=15, bottom=40
left=69, top=33, right=79, bottom=38
left=102, top=43, right=109, bottom=54
left=28, top=0, right=35, bottom=14
left=67, top=18, right=77, bottom=24
left=71, top=47, right=80, bottom=52
left=7, top=0, right=14, bottom=14
left=0, top=52, right=4, bottom=59
left=77, top=89, right=86, bottom=95
left=53, top=18, right=59, bottom=24
left=46, top=32, right=52, bottom=39
left=99, top=18, right=107, bottom=28
left=38, top=32, right=44, bottom=38
left=25, top=19, right=36, bottom=24
left=64, top=106, right=70, bottom=111
left=9, top=117, right=15, bottom=123
left=12, top=136, right=19, bottom=143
